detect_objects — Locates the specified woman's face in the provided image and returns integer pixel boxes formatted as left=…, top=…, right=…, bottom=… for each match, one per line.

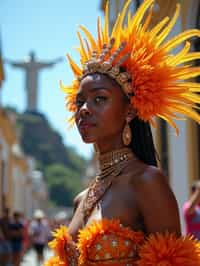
left=75, top=74, right=131, bottom=149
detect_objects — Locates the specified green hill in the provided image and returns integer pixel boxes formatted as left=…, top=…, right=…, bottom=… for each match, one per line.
left=13, top=109, right=86, bottom=207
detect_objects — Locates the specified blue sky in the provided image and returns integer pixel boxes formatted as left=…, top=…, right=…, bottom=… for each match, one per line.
left=0, top=0, right=103, bottom=159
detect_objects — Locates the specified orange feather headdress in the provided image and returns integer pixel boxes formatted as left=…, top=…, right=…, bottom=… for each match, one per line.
left=61, top=0, right=200, bottom=134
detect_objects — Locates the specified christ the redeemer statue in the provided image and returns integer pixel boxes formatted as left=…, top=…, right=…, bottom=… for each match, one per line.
left=5, top=51, right=62, bottom=111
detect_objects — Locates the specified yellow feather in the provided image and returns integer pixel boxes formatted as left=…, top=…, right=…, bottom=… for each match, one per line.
left=176, top=82, right=200, bottom=89
left=163, top=87, right=188, bottom=94
left=77, top=31, right=88, bottom=62
left=60, top=80, right=76, bottom=94
left=173, top=67, right=200, bottom=80
left=164, top=97, right=193, bottom=106
left=66, top=54, right=82, bottom=76
left=162, top=29, right=200, bottom=52
left=156, top=4, right=180, bottom=47
left=149, top=17, right=169, bottom=40
left=141, top=4, right=153, bottom=32
left=174, top=105, right=200, bottom=124
left=111, top=13, right=121, bottom=39
left=127, top=10, right=132, bottom=29
left=103, top=0, right=109, bottom=44
left=59, top=80, right=67, bottom=92
left=84, top=39, right=92, bottom=58
left=111, top=0, right=131, bottom=43
left=67, top=116, right=75, bottom=127
left=178, top=52, right=200, bottom=65
left=79, top=25, right=97, bottom=50
left=166, top=41, right=190, bottom=66
left=117, top=0, right=131, bottom=29
left=97, top=16, right=102, bottom=50
left=158, top=114, right=179, bottom=135
left=160, top=107, right=185, bottom=120
left=189, top=88, right=200, bottom=92
left=130, top=0, right=154, bottom=30
left=182, top=93, right=200, bottom=103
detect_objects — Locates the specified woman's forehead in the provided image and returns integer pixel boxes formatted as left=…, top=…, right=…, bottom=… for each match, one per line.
left=77, top=74, right=130, bottom=103
left=78, top=73, right=120, bottom=92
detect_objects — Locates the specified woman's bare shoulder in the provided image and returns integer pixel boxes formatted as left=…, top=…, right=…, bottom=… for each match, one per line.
left=134, top=164, right=175, bottom=204
left=140, top=165, right=167, bottom=185
left=132, top=165, right=181, bottom=235
left=130, top=162, right=167, bottom=186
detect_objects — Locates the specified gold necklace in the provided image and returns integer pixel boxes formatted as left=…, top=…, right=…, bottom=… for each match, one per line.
left=97, top=147, right=134, bottom=180
left=82, top=147, right=136, bottom=223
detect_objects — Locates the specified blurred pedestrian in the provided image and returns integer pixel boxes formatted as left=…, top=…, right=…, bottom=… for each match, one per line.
left=20, top=213, right=30, bottom=256
left=183, top=181, right=200, bottom=239
left=0, top=208, right=12, bottom=266
left=9, top=211, right=24, bottom=266
left=29, top=209, right=50, bottom=266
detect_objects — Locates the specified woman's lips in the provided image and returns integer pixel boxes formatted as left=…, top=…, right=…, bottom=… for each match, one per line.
left=78, top=121, right=95, bottom=131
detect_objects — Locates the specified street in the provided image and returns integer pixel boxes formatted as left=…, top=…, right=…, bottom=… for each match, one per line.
left=20, top=248, right=53, bottom=266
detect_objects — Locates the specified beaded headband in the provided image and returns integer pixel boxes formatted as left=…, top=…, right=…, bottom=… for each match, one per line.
left=78, top=39, right=133, bottom=96
left=60, top=0, right=200, bottom=134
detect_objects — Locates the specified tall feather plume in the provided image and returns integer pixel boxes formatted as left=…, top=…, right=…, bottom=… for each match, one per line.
left=63, top=0, right=200, bottom=132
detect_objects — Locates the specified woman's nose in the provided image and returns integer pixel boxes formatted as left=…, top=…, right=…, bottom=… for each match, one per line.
left=80, top=102, right=91, bottom=116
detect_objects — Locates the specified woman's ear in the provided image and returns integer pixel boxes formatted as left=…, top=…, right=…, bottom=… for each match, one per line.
left=126, top=105, right=136, bottom=122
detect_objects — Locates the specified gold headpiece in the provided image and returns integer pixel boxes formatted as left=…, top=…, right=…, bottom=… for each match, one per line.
left=79, top=39, right=133, bottom=95
left=61, top=0, right=200, bottom=134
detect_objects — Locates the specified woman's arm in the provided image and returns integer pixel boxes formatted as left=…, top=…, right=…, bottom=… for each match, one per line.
left=68, top=189, right=88, bottom=241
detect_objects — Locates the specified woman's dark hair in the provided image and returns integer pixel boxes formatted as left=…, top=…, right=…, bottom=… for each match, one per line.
left=129, top=117, right=157, bottom=166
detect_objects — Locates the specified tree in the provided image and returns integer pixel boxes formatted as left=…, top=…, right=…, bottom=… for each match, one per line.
left=45, top=164, right=83, bottom=206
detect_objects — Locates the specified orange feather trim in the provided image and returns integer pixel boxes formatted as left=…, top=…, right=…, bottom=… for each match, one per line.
left=138, top=232, right=200, bottom=266
left=43, top=256, right=67, bottom=266
left=48, top=225, right=78, bottom=265
left=77, top=218, right=144, bottom=265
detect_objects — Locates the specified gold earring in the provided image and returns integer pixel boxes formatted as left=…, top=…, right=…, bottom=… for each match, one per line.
left=122, top=121, right=132, bottom=146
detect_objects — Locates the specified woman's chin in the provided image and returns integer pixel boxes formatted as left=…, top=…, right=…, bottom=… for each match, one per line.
left=80, top=134, right=96, bottom=144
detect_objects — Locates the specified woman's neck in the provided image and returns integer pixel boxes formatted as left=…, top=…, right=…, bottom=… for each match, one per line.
left=95, top=138, right=127, bottom=155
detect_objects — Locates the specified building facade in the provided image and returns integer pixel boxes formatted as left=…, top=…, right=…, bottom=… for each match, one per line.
left=0, top=109, right=49, bottom=218
left=0, top=58, right=49, bottom=218
left=0, top=109, right=17, bottom=214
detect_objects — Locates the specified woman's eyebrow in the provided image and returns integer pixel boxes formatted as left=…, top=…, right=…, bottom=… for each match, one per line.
left=77, top=86, right=110, bottom=98
left=89, top=86, right=110, bottom=92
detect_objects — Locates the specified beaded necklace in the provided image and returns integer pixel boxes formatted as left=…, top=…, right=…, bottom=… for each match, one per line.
left=82, top=147, right=136, bottom=223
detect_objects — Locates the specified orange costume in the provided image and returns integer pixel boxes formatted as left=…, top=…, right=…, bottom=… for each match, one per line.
left=45, top=219, right=200, bottom=266
left=45, top=0, right=200, bottom=265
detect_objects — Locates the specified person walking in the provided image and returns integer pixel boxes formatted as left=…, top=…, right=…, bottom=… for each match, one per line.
left=183, top=181, right=200, bottom=239
left=29, top=210, right=50, bottom=266
left=9, top=211, right=24, bottom=266
left=0, top=208, right=12, bottom=266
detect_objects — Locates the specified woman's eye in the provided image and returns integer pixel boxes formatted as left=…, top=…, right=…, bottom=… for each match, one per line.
left=94, top=96, right=107, bottom=103
left=75, top=99, right=84, bottom=107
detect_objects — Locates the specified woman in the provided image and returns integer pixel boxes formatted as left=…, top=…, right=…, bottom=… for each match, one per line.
left=46, top=0, right=200, bottom=265
left=69, top=73, right=180, bottom=239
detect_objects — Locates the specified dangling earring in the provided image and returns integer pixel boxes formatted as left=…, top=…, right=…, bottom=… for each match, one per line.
left=122, top=121, right=132, bottom=146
